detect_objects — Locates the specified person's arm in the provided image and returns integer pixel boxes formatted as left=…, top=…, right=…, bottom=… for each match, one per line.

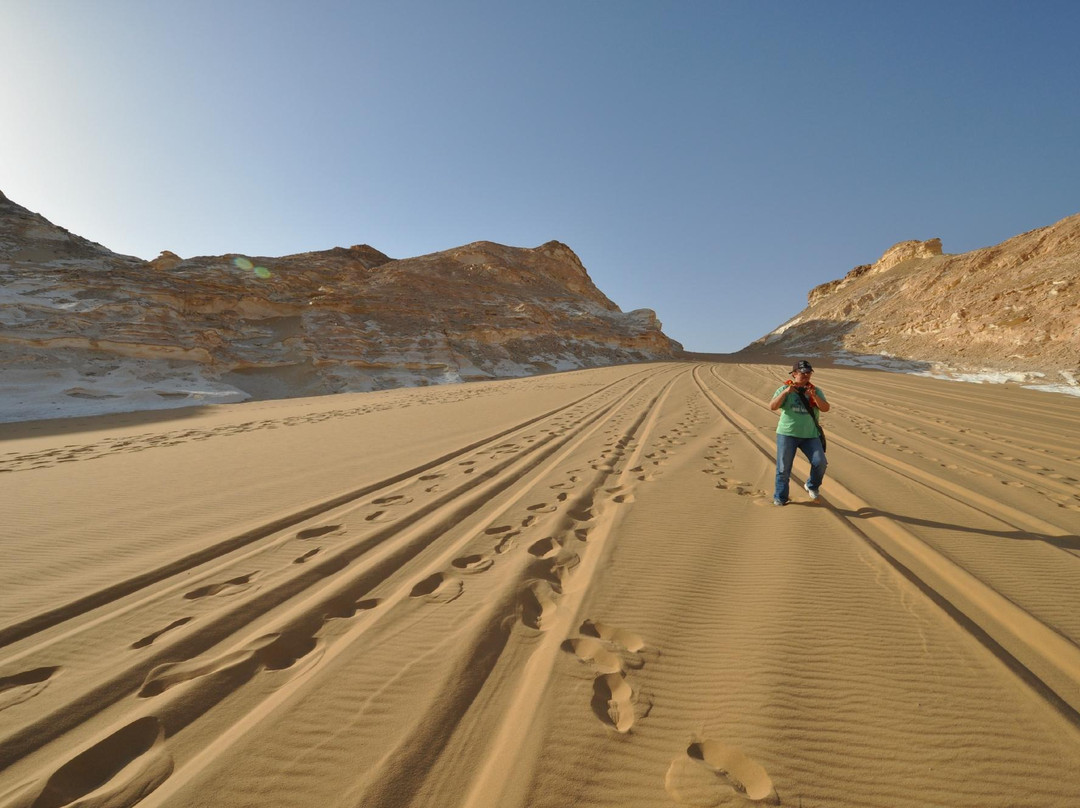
left=769, top=386, right=794, bottom=411
left=808, top=386, right=830, bottom=413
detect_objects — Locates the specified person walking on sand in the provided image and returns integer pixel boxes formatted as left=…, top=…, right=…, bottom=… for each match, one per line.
left=769, top=360, right=830, bottom=506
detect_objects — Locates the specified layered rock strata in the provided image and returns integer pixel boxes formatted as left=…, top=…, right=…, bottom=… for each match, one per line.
left=0, top=191, right=681, bottom=420
left=746, top=213, right=1080, bottom=385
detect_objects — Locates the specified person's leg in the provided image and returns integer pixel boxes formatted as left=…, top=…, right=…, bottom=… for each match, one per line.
left=774, top=434, right=798, bottom=503
left=800, top=437, right=828, bottom=491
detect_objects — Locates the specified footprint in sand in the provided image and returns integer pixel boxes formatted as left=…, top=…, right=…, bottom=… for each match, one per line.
left=259, top=631, right=323, bottom=671
left=139, top=631, right=320, bottom=698
left=591, top=672, right=637, bottom=732
left=131, top=617, right=194, bottom=649
left=409, top=572, right=464, bottom=603
left=567, top=619, right=650, bottom=731
left=486, top=525, right=520, bottom=546
left=15, top=717, right=173, bottom=808
left=535, top=550, right=580, bottom=585
left=528, top=537, right=561, bottom=558
left=0, top=666, right=61, bottom=711
left=372, top=494, right=413, bottom=506
left=580, top=619, right=645, bottom=653
left=566, top=504, right=595, bottom=522
left=452, top=554, right=494, bottom=573
left=518, top=580, right=561, bottom=630
left=323, top=597, right=380, bottom=619
left=563, top=636, right=622, bottom=674
left=716, top=478, right=758, bottom=496
left=296, top=524, right=342, bottom=541
left=183, top=572, right=259, bottom=600
left=664, top=740, right=778, bottom=805
left=493, top=533, right=519, bottom=554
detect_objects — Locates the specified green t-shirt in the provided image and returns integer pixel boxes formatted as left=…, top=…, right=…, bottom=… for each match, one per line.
left=773, top=385, right=827, bottom=438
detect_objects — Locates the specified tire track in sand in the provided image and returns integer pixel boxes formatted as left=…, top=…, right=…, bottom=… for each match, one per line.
left=0, top=367, right=683, bottom=806
left=0, top=367, right=673, bottom=775
left=127, top=367, right=683, bottom=808
left=694, top=365, right=1080, bottom=722
left=0, top=368, right=657, bottom=651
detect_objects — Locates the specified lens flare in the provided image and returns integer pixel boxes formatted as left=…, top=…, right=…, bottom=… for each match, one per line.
left=254, top=267, right=272, bottom=279
left=233, top=257, right=253, bottom=270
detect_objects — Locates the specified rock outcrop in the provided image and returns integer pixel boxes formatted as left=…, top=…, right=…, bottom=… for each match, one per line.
left=806, top=238, right=944, bottom=307
left=745, top=213, right=1080, bottom=383
left=0, top=191, right=681, bottom=420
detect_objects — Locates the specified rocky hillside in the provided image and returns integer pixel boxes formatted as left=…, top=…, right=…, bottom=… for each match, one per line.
left=744, top=212, right=1080, bottom=384
left=0, top=190, right=681, bottom=421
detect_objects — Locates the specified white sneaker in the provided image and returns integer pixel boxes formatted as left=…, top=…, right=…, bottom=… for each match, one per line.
left=804, top=482, right=819, bottom=501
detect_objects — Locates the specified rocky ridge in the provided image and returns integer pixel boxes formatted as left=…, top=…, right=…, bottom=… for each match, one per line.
left=0, top=190, right=681, bottom=421
left=745, top=212, right=1080, bottom=389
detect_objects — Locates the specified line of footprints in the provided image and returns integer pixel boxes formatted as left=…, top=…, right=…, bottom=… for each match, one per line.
left=702, top=434, right=768, bottom=500
left=0, top=431, right=779, bottom=806
left=0, top=378, right=604, bottom=474
left=844, top=413, right=1080, bottom=512
left=564, top=618, right=648, bottom=733
left=0, top=447, right=641, bottom=715
left=563, top=617, right=779, bottom=805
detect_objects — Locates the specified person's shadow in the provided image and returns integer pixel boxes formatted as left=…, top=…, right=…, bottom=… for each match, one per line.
left=833, top=506, right=1080, bottom=552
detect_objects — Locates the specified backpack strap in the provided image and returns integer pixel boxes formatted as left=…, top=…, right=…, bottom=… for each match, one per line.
left=793, top=388, right=827, bottom=453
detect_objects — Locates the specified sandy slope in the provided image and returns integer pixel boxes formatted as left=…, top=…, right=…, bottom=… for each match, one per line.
left=1, top=362, right=1079, bottom=808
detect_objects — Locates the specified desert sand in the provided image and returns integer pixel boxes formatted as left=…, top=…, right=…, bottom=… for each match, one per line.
left=2, top=360, right=1079, bottom=808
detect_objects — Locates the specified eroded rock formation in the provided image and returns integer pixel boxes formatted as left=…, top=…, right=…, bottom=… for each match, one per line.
left=746, top=213, right=1080, bottom=384
left=0, top=191, right=681, bottom=420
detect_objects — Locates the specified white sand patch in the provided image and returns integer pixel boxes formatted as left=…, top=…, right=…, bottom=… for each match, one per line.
left=763, top=315, right=804, bottom=344
left=913, top=369, right=1080, bottom=397
left=0, top=362, right=248, bottom=422
left=831, top=351, right=1080, bottom=398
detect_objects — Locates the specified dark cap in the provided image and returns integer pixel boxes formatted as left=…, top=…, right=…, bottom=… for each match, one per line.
left=791, top=360, right=814, bottom=373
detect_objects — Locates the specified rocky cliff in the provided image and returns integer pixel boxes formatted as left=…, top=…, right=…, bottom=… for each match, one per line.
left=0, top=190, right=681, bottom=420
left=745, top=212, right=1080, bottom=386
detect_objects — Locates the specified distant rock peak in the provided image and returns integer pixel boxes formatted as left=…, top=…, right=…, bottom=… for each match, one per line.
left=870, top=237, right=943, bottom=274
left=809, top=237, right=944, bottom=306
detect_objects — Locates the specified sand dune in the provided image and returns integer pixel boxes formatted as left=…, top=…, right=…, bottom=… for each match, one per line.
left=2, top=362, right=1079, bottom=808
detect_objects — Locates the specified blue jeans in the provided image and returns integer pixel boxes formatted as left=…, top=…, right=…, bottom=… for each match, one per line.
left=774, top=434, right=827, bottom=503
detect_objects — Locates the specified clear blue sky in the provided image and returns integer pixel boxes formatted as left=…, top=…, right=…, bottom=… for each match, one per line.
left=2, top=1, right=1077, bottom=352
